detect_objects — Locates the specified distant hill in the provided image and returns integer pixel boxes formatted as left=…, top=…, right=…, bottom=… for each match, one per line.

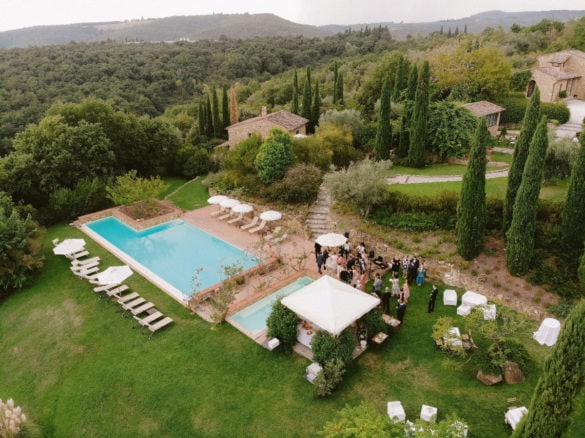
left=322, top=10, right=585, bottom=39
left=2, top=10, right=585, bottom=48
left=0, top=13, right=333, bottom=48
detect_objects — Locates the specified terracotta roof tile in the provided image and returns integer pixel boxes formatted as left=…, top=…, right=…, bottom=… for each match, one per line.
left=462, top=100, right=506, bottom=117
left=535, top=67, right=581, bottom=80
left=227, top=110, right=308, bottom=131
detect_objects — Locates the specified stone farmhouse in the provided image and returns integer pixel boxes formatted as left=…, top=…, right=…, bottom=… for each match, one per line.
left=528, top=49, right=585, bottom=102
left=462, top=100, right=506, bottom=136
left=225, top=107, right=308, bottom=148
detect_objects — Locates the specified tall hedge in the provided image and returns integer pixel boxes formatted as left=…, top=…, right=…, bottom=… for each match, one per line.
left=579, top=251, right=585, bottom=294
left=561, top=133, right=585, bottom=254
left=408, top=61, right=429, bottom=168
left=456, top=118, right=488, bottom=260
left=374, top=76, right=392, bottom=160
left=506, top=115, right=549, bottom=276
left=513, top=300, right=585, bottom=438
left=503, top=87, right=541, bottom=232
left=301, top=67, right=312, bottom=133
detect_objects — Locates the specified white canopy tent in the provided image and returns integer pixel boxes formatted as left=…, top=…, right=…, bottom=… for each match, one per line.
left=281, top=276, right=380, bottom=336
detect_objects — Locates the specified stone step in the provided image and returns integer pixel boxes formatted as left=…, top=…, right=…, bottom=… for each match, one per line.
left=308, top=207, right=330, bottom=214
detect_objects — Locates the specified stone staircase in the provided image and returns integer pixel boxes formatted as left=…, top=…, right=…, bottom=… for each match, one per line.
left=306, top=185, right=333, bottom=240
left=555, top=121, right=582, bottom=139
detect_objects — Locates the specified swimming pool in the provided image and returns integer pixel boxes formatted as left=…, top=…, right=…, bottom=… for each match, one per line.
left=84, top=217, right=260, bottom=300
left=230, top=276, right=314, bottom=336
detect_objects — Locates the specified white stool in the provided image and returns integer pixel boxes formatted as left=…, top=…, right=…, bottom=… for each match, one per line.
left=387, top=401, right=406, bottom=422
left=443, top=289, right=457, bottom=306
left=505, top=406, right=528, bottom=430
left=457, top=304, right=471, bottom=317
left=483, top=304, right=496, bottom=320
left=267, top=338, right=280, bottom=351
left=420, top=404, right=437, bottom=422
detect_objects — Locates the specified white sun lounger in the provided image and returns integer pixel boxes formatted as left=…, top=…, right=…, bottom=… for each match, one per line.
left=121, top=297, right=146, bottom=312
left=93, top=282, right=120, bottom=293
left=248, top=220, right=266, bottom=234
left=264, top=226, right=282, bottom=241
left=72, top=256, right=100, bottom=267
left=71, top=260, right=100, bottom=273
left=146, top=317, right=174, bottom=338
left=269, top=233, right=288, bottom=244
left=66, top=250, right=90, bottom=261
left=227, top=213, right=244, bottom=224
left=240, top=216, right=259, bottom=230
left=134, top=311, right=164, bottom=326
left=117, top=292, right=140, bottom=305
left=73, top=265, right=100, bottom=279
left=217, top=211, right=232, bottom=220
left=131, top=302, right=155, bottom=316
left=104, top=285, right=130, bottom=299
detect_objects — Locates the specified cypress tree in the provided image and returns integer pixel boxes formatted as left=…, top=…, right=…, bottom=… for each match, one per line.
left=222, top=85, right=230, bottom=131
left=211, top=86, right=221, bottom=138
left=301, top=67, right=313, bottom=133
left=311, top=81, right=321, bottom=132
left=456, top=118, right=488, bottom=260
left=503, top=87, right=541, bottom=232
left=291, top=70, right=299, bottom=114
left=336, top=73, right=344, bottom=105
left=392, top=56, right=404, bottom=102
left=205, top=94, right=213, bottom=138
left=198, top=101, right=205, bottom=136
left=374, top=76, right=392, bottom=161
left=332, top=62, right=339, bottom=104
left=229, top=85, right=238, bottom=125
left=513, top=300, right=585, bottom=438
left=579, top=251, right=585, bottom=294
left=506, top=116, right=549, bottom=276
left=560, top=132, right=585, bottom=254
left=398, top=64, right=418, bottom=158
left=408, top=61, right=430, bottom=168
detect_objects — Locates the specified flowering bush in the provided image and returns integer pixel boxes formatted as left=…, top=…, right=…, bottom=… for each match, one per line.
left=0, top=398, right=27, bottom=437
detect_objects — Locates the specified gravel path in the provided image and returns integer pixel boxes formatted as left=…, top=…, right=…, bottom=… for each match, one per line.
left=386, top=168, right=509, bottom=185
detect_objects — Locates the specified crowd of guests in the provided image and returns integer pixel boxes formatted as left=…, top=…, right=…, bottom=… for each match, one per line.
left=315, top=239, right=438, bottom=326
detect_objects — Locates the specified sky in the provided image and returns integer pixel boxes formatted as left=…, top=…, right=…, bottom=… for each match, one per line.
left=2, top=0, right=585, bottom=32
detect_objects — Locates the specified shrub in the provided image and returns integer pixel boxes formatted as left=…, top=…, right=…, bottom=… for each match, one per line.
left=270, top=164, right=322, bottom=203
left=174, top=145, right=211, bottom=178
left=510, top=70, right=532, bottom=92
left=311, top=329, right=356, bottom=367
left=313, top=358, right=346, bottom=397
left=254, top=129, right=295, bottom=184
left=548, top=298, right=575, bottom=319
left=497, top=94, right=528, bottom=124
left=0, top=397, right=27, bottom=437
left=362, top=308, right=387, bottom=338
left=544, top=138, right=579, bottom=182
left=266, top=299, right=299, bottom=353
left=541, top=101, right=570, bottom=124
left=46, top=177, right=110, bottom=224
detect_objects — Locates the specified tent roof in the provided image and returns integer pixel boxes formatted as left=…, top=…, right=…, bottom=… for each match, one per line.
left=281, top=275, right=380, bottom=336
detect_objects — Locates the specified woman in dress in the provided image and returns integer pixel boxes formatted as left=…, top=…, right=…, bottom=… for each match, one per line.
left=391, top=272, right=400, bottom=298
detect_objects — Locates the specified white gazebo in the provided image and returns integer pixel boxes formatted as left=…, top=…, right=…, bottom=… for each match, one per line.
left=281, top=275, right=380, bottom=336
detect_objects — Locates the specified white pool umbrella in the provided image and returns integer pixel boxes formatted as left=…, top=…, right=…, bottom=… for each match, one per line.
left=260, top=210, right=282, bottom=221
left=53, top=238, right=86, bottom=256
left=232, top=204, right=254, bottom=214
left=94, top=265, right=133, bottom=285
left=315, top=233, right=347, bottom=247
left=220, top=198, right=240, bottom=209
left=207, top=195, right=228, bottom=205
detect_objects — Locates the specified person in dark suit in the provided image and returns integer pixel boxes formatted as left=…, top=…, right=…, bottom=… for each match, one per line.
left=428, top=284, right=439, bottom=313
left=396, top=299, right=407, bottom=325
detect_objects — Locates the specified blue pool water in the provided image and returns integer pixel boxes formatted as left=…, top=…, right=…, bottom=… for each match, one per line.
left=230, top=276, right=314, bottom=335
left=85, top=217, right=260, bottom=297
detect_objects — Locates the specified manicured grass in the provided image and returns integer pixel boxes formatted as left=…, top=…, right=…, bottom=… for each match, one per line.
left=490, top=151, right=513, bottom=164
left=388, top=164, right=468, bottom=177
left=0, top=225, right=557, bottom=437
left=158, top=177, right=188, bottom=199
left=389, top=177, right=568, bottom=201
left=167, top=178, right=209, bottom=211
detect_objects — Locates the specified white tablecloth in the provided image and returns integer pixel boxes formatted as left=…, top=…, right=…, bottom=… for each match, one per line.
left=462, top=291, right=487, bottom=308
left=505, top=406, right=528, bottom=430
left=443, top=289, right=457, bottom=306
left=444, top=327, right=462, bottom=348
left=297, top=323, right=316, bottom=348
left=533, top=318, right=561, bottom=346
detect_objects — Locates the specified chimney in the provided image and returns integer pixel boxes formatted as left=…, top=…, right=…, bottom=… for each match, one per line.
left=261, top=106, right=267, bottom=116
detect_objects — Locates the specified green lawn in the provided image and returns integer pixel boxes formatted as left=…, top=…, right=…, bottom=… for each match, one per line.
left=388, top=164, right=469, bottom=177
left=166, top=178, right=209, bottom=210
left=389, top=177, right=568, bottom=201
left=0, top=224, right=561, bottom=437
left=158, top=177, right=188, bottom=199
